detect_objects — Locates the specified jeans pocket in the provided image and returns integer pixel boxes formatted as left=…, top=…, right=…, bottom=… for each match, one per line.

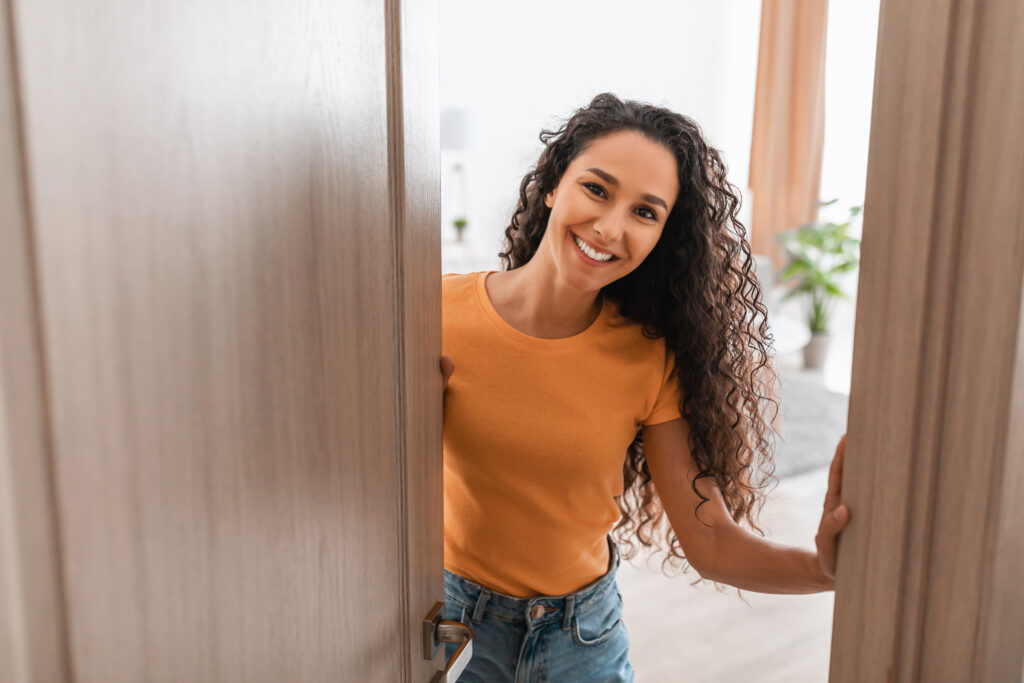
left=571, top=590, right=623, bottom=646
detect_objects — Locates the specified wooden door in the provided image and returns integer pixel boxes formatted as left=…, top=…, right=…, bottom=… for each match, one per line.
left=0, top=0, right=448, bottom=681
left=831, top=0, right=1024, bottom=679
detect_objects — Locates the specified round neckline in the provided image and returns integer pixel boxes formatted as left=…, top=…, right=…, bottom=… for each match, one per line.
left=474, top=270, right=610, bottom=349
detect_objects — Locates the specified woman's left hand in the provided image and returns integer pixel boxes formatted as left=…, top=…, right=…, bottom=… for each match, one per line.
left=815, top=433, right=851, bottom=582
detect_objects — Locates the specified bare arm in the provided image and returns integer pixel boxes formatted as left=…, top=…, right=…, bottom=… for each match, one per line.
left=640, top=417, right=850, bottom=594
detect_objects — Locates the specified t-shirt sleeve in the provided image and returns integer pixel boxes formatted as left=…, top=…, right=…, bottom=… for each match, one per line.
left=641, top=347, right=684, bottom=426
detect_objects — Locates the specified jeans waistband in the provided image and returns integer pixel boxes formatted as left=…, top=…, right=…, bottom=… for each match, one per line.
left=443, top=534, right=621, bottom=631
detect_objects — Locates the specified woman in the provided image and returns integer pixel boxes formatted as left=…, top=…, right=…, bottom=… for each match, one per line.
left=439, top=92, right=850, bottom=682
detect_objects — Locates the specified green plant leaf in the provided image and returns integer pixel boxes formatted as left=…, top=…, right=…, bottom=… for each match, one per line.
left=828, top=259, right=859, bottom=275
left=774, top=200, right=862, bottom=324
left=823, top=280, right=844, bottom=297
left=778, top=257, right=814, bottom=281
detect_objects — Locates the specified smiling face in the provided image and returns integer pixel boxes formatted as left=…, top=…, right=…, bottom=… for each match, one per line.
left=542, top=128, right=680, bottom=291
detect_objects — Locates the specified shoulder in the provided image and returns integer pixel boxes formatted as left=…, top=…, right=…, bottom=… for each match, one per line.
left=442, top=271, right=485, bottom=320
left=442, top=270, right=478, bottom=288
left=442, top=270, right=478, bottom=298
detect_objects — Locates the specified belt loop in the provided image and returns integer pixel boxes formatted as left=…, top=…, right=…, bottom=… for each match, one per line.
left=471, top=589, right=491, bottom=624
left=561, top=594, right=575, bottom=630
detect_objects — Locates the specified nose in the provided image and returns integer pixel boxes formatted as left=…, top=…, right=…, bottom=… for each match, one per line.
left=593, top=209, right=627, bottom=245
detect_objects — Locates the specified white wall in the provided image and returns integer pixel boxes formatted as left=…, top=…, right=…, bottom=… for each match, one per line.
left=816, top=0, right=881, bottom=394
left=819, top=0, right=881, bottom=228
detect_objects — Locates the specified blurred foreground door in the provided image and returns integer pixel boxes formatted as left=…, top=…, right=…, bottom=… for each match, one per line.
left=831, top=0, right=1024, bottom=680
left=0, top=0, right=449, bottom=681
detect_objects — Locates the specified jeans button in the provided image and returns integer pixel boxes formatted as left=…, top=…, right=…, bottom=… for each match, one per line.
left=530, top=604, right=545, bottom=619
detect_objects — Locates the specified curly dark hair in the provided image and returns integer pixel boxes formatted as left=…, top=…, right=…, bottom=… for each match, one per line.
left=497, top=92, right=782, bottom=590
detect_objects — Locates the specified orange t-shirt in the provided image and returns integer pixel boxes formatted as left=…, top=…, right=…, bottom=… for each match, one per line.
left=441, top=270, right=684, bottom=597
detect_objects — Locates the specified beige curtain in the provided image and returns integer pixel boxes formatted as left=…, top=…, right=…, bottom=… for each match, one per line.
left=749, top=0, right=829, bottom=273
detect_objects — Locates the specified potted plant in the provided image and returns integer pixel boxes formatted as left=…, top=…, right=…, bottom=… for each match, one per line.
left=774, top=199, right=862, bottom=369
left=453, top=216, right=468, bottom=242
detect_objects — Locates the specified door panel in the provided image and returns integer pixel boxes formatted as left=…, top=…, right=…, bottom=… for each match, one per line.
left=831, top=0, right=1024, bottom=679
left=0, top=0, right=440, bottom=680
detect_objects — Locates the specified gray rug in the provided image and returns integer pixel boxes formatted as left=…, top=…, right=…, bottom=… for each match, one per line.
left=769, top=368, right=849, bottom=479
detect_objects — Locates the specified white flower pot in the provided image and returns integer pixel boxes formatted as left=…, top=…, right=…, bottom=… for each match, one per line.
left=803, top=332, right=832, bottom=369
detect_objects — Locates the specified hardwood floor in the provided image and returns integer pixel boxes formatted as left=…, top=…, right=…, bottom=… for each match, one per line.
left=618, top=464, right=834, bottom=682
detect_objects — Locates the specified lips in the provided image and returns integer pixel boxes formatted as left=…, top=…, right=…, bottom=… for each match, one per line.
left=571, top=232, right=619, bottom=260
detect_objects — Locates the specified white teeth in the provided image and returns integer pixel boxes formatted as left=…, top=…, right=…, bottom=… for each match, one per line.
left=573, top=234, right=615, bottom=262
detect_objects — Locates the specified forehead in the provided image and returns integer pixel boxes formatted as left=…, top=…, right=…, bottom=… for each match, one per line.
left=570, top=131, right=678, bottom=193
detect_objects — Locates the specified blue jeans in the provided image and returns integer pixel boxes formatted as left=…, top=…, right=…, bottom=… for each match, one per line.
left=443, top=534, right=634, bottom=682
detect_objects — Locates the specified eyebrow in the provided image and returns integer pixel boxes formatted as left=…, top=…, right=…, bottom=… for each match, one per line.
left=584, top=167, right=669, bottom=211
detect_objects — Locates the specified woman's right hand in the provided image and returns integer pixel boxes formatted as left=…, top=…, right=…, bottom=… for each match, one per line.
left=440, top=354, right=454, bottom=392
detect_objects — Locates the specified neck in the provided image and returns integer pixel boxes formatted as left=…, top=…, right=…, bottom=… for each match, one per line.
left=502, top=252, right=603, bottom=337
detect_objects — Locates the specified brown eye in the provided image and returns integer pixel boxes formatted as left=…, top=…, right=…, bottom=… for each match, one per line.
left=584, top=182, right=606, bottom=198
left=637, top=207, right=657, bottom=220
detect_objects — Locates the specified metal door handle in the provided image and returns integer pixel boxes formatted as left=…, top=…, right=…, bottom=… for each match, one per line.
left=423, top=601, right=473, bottom=682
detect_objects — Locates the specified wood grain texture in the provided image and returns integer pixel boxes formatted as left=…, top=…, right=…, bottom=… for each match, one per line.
left=830, top=0, right=1024, bottom=679
left=0, top=0, right=71, bottom=679
left=8, top=0, right=409, bottom=680
left=384, top=0, right=443, bottom=680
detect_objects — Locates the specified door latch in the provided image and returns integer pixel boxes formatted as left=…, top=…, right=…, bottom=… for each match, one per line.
left=423, top=601, right=473, bottom=682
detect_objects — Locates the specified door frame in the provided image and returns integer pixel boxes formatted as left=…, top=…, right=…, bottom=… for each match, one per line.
left=385, top=0, right=445, bottom=679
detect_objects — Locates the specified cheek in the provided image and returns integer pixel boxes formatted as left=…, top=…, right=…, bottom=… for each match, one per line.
left=626, top=232, right=662, bottom=261
left=560, top=192, right=599, bottom=223
left=645, top=228, right=666, bottom=253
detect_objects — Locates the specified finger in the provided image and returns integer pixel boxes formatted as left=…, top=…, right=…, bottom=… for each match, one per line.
left=824, top=436, right=845, bottom=511
left=834, top=433, right=846, bottom=490
left=815, top=524, right=837, bottom=575
left=834, top=434, right=846, bottom=478
left=816, top=500, right=851, bottom=579
left=831, top=503, right=850, bottom=527
left=817, top=504, right=850, bottom=550
left=440, top=355, right=455, bottom=389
